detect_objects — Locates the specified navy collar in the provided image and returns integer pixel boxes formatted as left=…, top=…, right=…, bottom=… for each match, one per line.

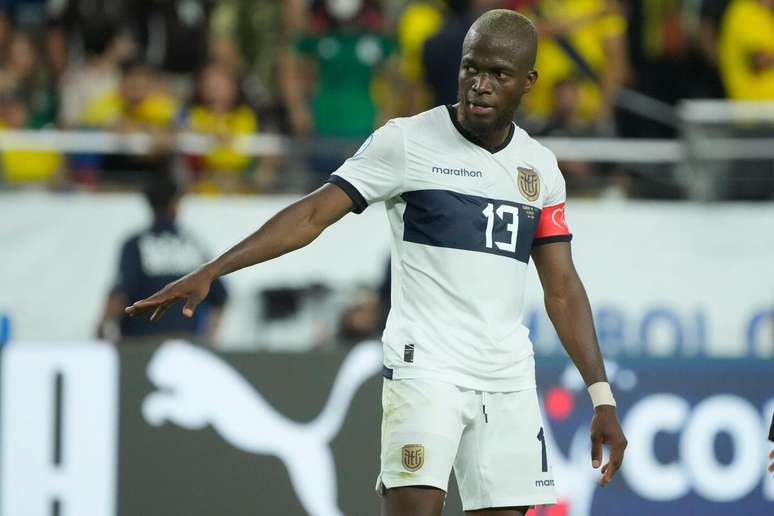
left=150, top=218, right=177, bottom=233
left=446, top=104, right=515, bottom=154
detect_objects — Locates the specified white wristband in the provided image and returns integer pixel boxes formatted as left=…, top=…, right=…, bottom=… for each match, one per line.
left=587, top=382, right=616, bottom=408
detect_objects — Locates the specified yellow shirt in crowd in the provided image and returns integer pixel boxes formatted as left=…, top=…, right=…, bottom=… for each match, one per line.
left=0, top=122, right=63, bottom=184
left=719, top=0, right=774, bottom=100
left=187, top=105, right=257, bottom=173
left=522, top=0, right=626, bottom=121
left=397, top=1, right=444, bottom=82
left=80, top=92, right=178, bottom=128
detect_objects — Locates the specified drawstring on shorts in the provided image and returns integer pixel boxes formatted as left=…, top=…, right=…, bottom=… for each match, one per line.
left=482, top=391, right=489, bottom=423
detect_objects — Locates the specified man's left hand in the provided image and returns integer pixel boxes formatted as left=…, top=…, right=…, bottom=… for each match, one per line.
left=590, top=405, right=627, bottom=486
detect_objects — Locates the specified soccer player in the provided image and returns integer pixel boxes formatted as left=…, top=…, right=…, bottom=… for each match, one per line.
left=126, top=10, right=627, bottom=516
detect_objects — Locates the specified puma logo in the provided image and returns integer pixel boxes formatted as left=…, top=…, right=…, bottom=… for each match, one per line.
left=142, top=340, right=383, bottom=516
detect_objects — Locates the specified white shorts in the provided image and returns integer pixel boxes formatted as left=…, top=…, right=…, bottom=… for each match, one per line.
left=375, top=377, right=557, bottom=511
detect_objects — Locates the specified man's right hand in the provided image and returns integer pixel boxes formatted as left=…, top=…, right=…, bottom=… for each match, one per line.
left=125, top=265, right=216, bottom=321
left=124, top=183, right=356, bottom=323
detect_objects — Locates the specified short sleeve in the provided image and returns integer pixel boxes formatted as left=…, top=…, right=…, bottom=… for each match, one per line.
left=533, top=154, right=572, bottom=246
left=326, top=120, right=405, bottom=213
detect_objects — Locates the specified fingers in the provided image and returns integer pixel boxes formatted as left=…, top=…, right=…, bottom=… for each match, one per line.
left=124, top=300, right=150, bottom=317
left=599, top=438, right=627, bottom=486
left=150, top=300, right=175, bottom=322
left=590, top=432, right=603, bottom=469
left=126, top=289, right=202, bottom=321
left=600, top=460, right=619, bottom=486
left=125, top=287, right=180, bottom=320
left=182, top=296, right=202, bottom=318
left=125, top=291, right=171, bottom=317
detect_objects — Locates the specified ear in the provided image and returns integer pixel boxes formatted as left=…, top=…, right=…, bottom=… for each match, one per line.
left=523, top=69, right=538, bottom=93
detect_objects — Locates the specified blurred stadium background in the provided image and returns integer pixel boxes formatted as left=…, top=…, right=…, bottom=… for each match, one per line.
left=0, top=0, right=773, bottom=515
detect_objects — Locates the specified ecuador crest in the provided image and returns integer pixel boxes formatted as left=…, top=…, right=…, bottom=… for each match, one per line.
left=517, top=167, right=540, bottom=201
left=401, top=444, right=424, bottom=472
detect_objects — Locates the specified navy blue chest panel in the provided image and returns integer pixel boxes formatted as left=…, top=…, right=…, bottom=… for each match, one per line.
left=401, top=189, right=541, bottom=263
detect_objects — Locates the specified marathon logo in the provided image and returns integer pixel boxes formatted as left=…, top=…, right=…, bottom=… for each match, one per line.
left=535, top=479, right=555, bottom=487
left=432, top=166, right=483, bottom=178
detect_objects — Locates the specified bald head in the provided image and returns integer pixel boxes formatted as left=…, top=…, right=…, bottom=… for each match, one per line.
left=463, top=9, right=538, bottom=71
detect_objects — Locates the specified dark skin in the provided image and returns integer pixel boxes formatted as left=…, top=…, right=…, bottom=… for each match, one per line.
left=126, top=19, right=626, bottom=516
left=456, top=30, right=537, bottom=152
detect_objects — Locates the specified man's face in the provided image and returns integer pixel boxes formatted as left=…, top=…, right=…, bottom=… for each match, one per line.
left=122, top=69, right=151, bottom=104
left=201, top=66, right=237, bottom=110
left=457, top=31, right=537, bottom=134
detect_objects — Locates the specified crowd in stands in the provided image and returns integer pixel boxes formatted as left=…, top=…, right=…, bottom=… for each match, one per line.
left=0, top=0, right=773, bottom=197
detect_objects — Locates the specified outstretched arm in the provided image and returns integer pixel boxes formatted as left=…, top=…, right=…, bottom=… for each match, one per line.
left=125, top=183, right=354, bottom=320
left=531, top=241, right=627, bottom=486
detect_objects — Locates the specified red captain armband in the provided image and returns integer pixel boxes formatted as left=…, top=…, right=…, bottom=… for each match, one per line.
left=533, top=202, right=572, bottom=246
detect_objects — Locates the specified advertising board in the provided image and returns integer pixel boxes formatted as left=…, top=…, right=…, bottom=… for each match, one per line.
left=1, top=342, right=771, bottom=515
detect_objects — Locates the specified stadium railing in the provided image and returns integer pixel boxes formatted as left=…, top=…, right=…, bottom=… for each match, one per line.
left=0, top=130, right=682, bottom=162
left=1, top=100, right=772, bottom=199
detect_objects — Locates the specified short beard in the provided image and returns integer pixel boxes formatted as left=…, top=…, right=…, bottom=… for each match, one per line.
left=457, top=95, right=519, bottom=141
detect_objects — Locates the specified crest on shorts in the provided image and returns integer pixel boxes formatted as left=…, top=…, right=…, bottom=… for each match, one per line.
left=401, top=444, right=424, bottom=472
left=517, top=167, right=540, bottom=201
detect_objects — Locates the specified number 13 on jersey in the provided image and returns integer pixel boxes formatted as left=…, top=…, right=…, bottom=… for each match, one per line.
left=483, top=203, right=519, bottom=253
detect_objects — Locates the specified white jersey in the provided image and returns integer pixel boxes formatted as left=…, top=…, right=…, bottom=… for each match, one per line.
left=328, top=105, right=572, bottom=392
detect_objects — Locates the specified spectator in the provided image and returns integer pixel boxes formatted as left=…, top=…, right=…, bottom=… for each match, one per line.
left=58, top=28, right=134, bottom=128
left=280, top=0, right=398, bottom=179
left=619, top=0, right=721, bottom=139
left=43, top=21, right=69, bottom=80
left=718, top=0, right=774, bottom=100
left=80, top=60, right=178, bottom=132
left=0, top=11, right=10, bottom=58
left=209, top=36, right=245, bottom=77
left=698, top=0, right=732, bottom=70
left=0, top=91, right=63, bottom=186
left=204, top=0, right=310, bottom=165
left=181, top=61, right=271, bottom=193
left=520, top=0, right=628, bottom=127
left=538, top=78, right=596, bottom=136
left=535, top=78, right=603, bottom=192
left=50, top=0, right=151, bottom=78
left=133, top=0, right=214, bottom=75
left=0, top=31, right=57, bottom=128
left=210, top=0, right=307, bottom=119
left=422, top=0, right=503, bottom=106
left=77, top=60, right=178, bottom=183
left=97, top=172, right=228, bottom=344
left=395, top=0, right=443, bottom=112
